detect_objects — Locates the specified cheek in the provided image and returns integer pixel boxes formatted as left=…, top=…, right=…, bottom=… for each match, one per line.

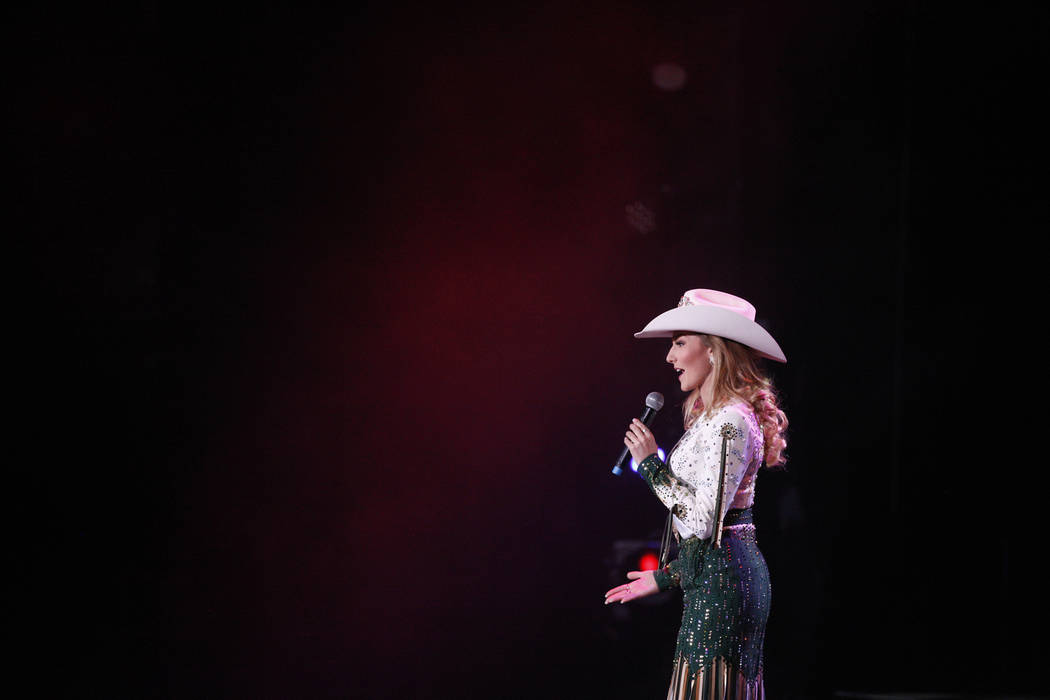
left=695, top=353, right=712, bottom=380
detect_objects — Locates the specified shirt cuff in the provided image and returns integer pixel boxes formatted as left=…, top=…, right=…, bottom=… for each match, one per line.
left=653, top=562, right=680, bottom=591
left=637, top=453, right=664, bottom=485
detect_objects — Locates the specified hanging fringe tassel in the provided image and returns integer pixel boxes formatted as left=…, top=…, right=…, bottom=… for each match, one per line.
left=665, top=656, right=764, bottom=700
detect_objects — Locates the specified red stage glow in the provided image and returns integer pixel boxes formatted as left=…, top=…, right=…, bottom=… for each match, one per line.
left=638, top=552, right=659, bottom=571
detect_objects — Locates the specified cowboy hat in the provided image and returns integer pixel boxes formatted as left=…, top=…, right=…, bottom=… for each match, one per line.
left=634, top=289, right=787, bottom=363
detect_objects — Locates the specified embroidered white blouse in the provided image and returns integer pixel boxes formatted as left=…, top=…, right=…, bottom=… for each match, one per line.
left=650, top=400, right=764, bottom=540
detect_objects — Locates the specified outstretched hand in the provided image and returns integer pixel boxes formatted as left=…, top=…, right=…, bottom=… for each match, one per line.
left=604, top=570, right=658, bottom=605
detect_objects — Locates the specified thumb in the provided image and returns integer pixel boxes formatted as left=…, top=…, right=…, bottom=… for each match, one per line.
left=626, top=571, right=643, bottom=580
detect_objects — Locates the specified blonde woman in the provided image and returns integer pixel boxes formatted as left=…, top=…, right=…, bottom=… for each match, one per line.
left=604, top=289, right=788, bottom=700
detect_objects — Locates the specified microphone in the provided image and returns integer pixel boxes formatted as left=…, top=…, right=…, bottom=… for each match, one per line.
left=611, top=391, right=665, bottom=475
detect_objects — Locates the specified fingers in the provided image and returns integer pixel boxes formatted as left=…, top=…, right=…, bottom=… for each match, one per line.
left=626, top=419, right=651, bottom=439
left=604, top=572, right=648, bottom=605
left=603, top=582, right=633, bottom=605
left=625, top=420, right=654, bottom=447
left=605, top=569, right=658, bottom=605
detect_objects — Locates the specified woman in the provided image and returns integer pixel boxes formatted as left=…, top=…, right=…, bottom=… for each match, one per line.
left=604, top=289, right=788, bottom=700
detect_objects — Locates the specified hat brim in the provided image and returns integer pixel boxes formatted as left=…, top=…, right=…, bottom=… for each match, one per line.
left=634, top=306, right=787, bottom=363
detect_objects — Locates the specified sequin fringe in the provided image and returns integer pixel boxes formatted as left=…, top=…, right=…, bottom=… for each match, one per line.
left=666, top=656, right=764, bottom=700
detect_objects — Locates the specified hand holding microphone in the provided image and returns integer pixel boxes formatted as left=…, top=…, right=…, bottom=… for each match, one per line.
left=611, top=392, right=664, bottom=475
left=624, top=418, right=659, bottom=464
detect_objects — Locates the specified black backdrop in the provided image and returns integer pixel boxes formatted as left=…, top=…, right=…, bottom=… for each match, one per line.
left=16, top=1, right=1045, bottom=698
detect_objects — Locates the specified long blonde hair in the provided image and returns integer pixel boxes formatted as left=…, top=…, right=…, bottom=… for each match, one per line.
left=682, top=334, right=788, bottom=467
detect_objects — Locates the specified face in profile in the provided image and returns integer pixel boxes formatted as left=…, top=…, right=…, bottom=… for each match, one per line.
left=667, top=333, right=712, bottom=392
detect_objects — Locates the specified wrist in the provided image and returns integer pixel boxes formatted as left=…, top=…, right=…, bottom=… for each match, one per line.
left=637, top=453, right=664, bottom=482
left=652, top=564, right=679, bottom=592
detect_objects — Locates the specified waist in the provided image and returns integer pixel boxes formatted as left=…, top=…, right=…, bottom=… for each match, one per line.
left=677, top=507, right=754, bottom=545
left=723, top=507, right=753, bottom=527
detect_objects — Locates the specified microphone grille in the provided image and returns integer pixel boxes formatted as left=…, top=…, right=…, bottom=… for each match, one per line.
left=645, top=392, right=665, bottom=411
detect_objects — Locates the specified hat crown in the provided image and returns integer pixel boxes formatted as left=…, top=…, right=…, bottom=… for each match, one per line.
left=677, top=289, right=756, bottom=322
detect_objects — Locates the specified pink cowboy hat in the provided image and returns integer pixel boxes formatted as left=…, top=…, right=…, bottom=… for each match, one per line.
left=634, top=289, right=787, bottom=363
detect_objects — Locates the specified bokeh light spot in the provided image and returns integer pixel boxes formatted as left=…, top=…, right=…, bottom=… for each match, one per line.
left=652, top=62, right=687, bottom=91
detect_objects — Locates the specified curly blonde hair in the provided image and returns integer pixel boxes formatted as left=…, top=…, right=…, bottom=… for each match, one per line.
left=681, top=334, right=788, bottom=467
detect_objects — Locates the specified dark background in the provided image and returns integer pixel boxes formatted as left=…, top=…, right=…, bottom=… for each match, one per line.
left=15, top=1, right=1045, bottom=698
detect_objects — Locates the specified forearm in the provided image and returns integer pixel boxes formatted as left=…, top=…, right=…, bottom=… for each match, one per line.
left=638, top=454, right=697, bottom=519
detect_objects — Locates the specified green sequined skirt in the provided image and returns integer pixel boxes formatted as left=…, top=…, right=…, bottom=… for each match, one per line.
left=666, top=508, right=769, bottom=700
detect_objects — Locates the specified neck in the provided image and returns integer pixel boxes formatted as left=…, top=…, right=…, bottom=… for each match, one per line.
left=699, top=376, right=716, bottom=413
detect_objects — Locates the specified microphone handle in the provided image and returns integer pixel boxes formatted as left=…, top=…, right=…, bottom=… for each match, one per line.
left=611, top=406, right=658, bottom=475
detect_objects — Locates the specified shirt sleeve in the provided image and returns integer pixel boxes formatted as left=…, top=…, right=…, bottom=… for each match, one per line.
left=637, top=405, right=756, bottom=541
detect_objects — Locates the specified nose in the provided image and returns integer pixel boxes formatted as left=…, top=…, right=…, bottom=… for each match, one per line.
left=666, top=345, right=675, bottom=364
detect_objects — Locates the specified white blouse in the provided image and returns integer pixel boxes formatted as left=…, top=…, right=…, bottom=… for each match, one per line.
left=651, top=401, right=764, bottom=540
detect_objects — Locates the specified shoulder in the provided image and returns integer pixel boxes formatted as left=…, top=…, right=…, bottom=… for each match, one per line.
left=713, top=400, right=756, bottom=425
left=705, top=401, right=758, bottom=439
